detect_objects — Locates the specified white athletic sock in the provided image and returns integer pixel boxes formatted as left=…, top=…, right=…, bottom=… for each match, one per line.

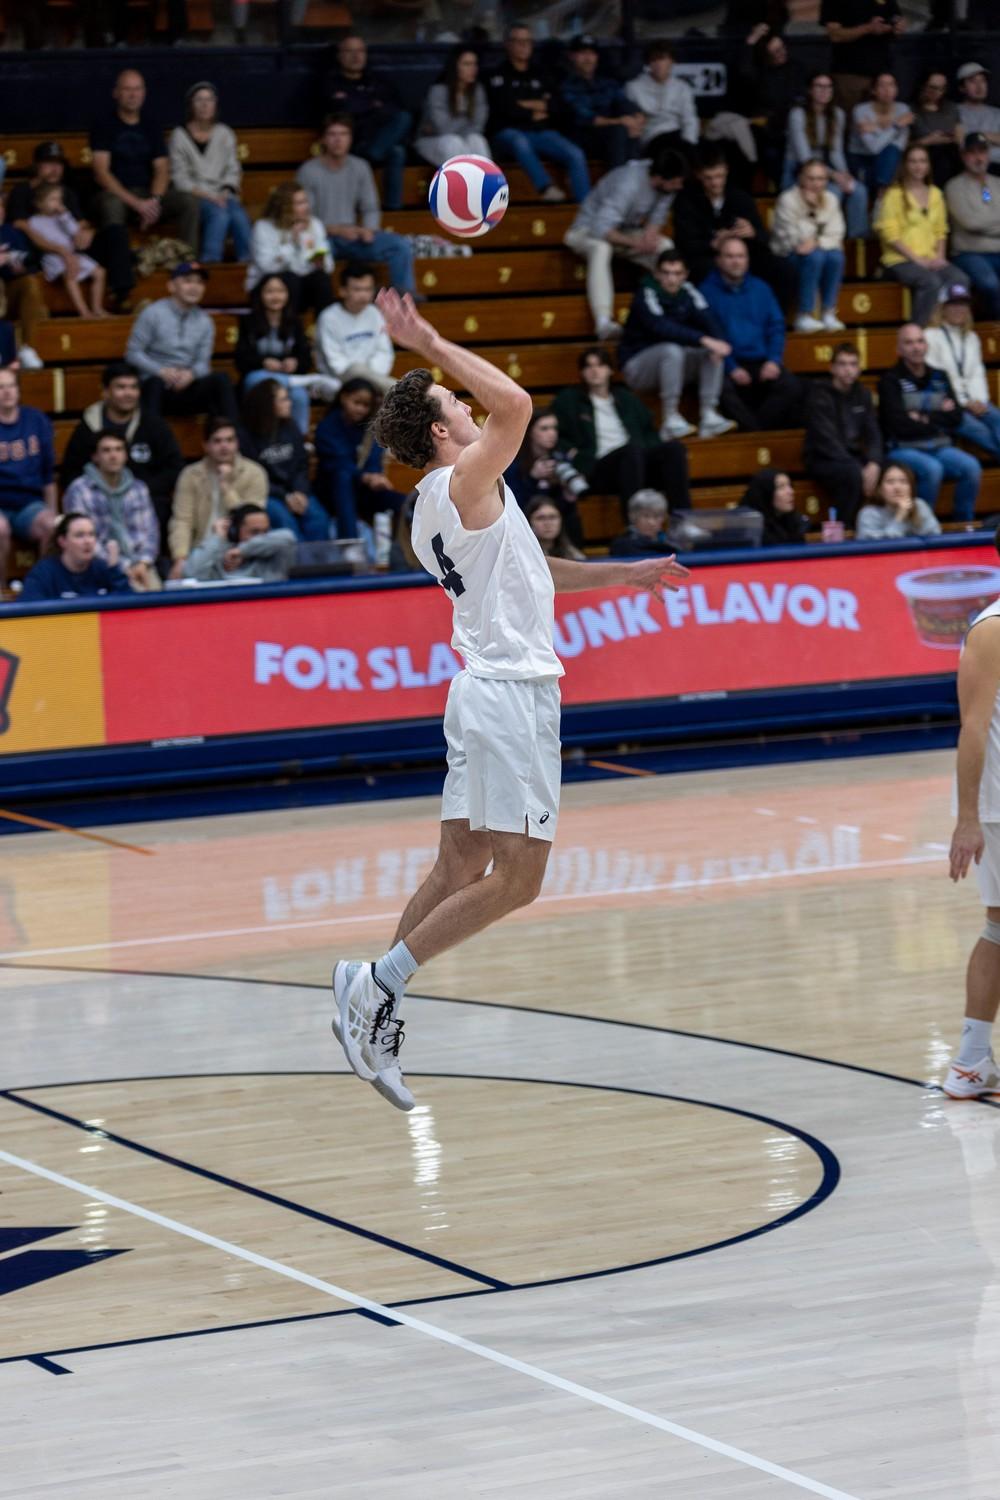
left=374, top=940, right=418, bottom=1003
left=957, top=1017, right=994, bottom=1064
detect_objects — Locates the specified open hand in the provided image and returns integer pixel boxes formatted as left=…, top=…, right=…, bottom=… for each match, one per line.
left=950, top=818, right=984, bottom=882
left=376, top=288, right=438, bottom=354
left=626, top=554, right=691, bottom=600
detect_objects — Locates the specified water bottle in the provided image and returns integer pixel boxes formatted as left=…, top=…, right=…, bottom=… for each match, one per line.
left=374, top=510, right=393, bottom=569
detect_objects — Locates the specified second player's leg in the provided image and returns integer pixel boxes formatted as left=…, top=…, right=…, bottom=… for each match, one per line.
left=393, top=818, right=493, bottom=947
left=403, top=828, right=551, bottom=967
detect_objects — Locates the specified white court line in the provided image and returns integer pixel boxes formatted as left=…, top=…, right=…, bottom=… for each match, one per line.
left=0, top=1146, right=862, bottom=1500
left=0, top=853, right=942, bottom=963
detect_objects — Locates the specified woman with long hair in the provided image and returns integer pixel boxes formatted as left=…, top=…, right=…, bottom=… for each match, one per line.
left=925, top=284, right=1000, bottom=459
left=239, top=378, right=329, bottom=541
left=235, top=273, right=316, bottom=435
left=910, top=69, right=962, bottom=186
left=771, top=158, right=846, bottom=331
left=855, top=460, right=941, bottom=539
left=877, top=143, right=970, bottom=325
left=169, top=82, right=251, bottom=264
left=314, top=378, right=407, bottom=542
left=416, top=48, right=490, bottom=167
left=525, top=496, right=586, bottom=560
left=740, top=468, right=809, bottom=546
left=505, top=409, right=588, bottom=547
left=247, top=181, right=334, bottom=317
left=848, top=71, right=913, bottom=197
left=784, top=71, right=868, bottom=235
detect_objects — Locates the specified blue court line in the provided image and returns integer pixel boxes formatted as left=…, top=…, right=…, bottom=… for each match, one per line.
left=0, top=1088, right=508, bottom=1292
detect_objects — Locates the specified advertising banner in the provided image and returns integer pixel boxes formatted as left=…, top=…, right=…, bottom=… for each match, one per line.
left=0, top=541, right=993, bottom=758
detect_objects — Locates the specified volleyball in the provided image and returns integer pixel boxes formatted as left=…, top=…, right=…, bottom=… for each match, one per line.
left=428, top=155, right=509, bottom=239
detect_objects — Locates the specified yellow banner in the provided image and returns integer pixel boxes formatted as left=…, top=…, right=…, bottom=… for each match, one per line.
left=0, top=613, right=106, bottom=754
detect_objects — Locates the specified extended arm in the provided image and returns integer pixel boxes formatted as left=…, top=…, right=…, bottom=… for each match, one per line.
left=547, top=553, right=689, bottom=597
left=951, top=618, right=1000, bottom=880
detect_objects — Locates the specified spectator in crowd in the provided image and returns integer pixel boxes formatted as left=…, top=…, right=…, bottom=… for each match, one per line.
left=0, top=368, right=55, bottom=581
left=946, top=133, right=1000, bottom=319
left=741, top=468, right=809, bottom=545
left=558, top=34, right=644, bottom=171
left=324, top=33, right=412, bottom=211
left=235, top=274, right=316, bottom=436
left=624, top=41, right=699, bottom=158
left=957, top=63, right=1000, bottom=170
left=699, top=236, right=802, bottom=431
left=855, top=460, right=942, bottom=539
left=770, top=159, right=846, bottom=332
left=19, top=513, right=130, bottom=601
left=298, top=117, right=415, bottom=298
left=608, top=487, right=675, bottom=556
left=551, top=347, right=690, bottom=514
left=91, top=70, right=199, bottom=252
left=247, top=183, right=334, bottom=317
left=848, top=72, right=913, bottom=197
left=620, top=249, right=735, bottom=440
left=239, top=378, right=328, bottom=540
left=877, top=143, right=969, bottom=326
left=504, top=409, right=588, bottom=547
left=878, top=321, right=981, bottom=519
left=126, top=261, right=239, bottom=422
left=168, top=82, right=251, bottom=265
left=182, top=506, right=297, bottom=586
left=315, top=263, right=395, bottom=395
left=487, top=23, right=590, bottom=204
left=732, top=30, right=803, bottom=188
left=27, top=183, right=108, bottom=319
left=525, top=496, right=586, bottom=561
left=821, top=0, right=903, bottom=116
left=168, top=415, right=268, bottom=574
left=62, top=431, right=160, bottom=591
left=0, top=196, right=46, bottom=368
left=315, top=378, right=406, bottom=542
left=61, top=361, right=183, bottom=534
left=673, top=147, right=788, bottom=297
left=924, top=283, right=1000, bottom=459
left=8, top=141, right=134, bottom=310
left=803, top=341, right=883, bottom=524
left=784, top=73, right=868, bottom=237
left=911, top=70, right=963, bottom=187
left=416, top=48, right=490, bottom=167
left=0, top=322, right=17, bottom=369
left=564, top=147, right=685, bottom=341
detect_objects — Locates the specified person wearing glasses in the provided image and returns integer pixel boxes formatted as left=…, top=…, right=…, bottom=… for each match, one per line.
left=946, top=132, right=1000, bottom=318
left=910, top=70, right=963, bottom=186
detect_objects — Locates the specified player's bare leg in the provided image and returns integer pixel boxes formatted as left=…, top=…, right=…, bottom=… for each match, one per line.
left=944, top=905, right=1000, bottom=1098
left=390, top=819, right=492, bottom=947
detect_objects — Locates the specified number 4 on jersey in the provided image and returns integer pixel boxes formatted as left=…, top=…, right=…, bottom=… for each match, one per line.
left=431, top=533, right=465, bottom=597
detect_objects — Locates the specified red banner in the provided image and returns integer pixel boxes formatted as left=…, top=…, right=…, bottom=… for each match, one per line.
left=92, top=542, right=996, bottom=748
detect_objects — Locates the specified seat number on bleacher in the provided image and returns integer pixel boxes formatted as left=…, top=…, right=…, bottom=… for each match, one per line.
left=431, top=533, right=465, bottom=597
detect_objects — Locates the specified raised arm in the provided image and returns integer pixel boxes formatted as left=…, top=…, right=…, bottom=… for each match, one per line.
left=547, top=553, right=689, bottom=597
left=376, top=288, right=533, bottom=517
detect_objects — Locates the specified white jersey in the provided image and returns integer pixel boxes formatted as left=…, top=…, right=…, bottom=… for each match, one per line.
left=965, top=598, right=1000, bottom=821
left=411, top=464, right=564, bottom=681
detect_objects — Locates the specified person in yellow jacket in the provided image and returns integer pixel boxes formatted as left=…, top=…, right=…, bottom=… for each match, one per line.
left=168, top=415, right=268, bottom=575
left=876, top=142, right=970, bottom=324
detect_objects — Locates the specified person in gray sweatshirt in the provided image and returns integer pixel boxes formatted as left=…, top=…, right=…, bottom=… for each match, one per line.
left=182, top=505, right=297, bottom=585
left=125, top=261, right=238, bottom=422
left=946, top=133, right=1000, bottom=318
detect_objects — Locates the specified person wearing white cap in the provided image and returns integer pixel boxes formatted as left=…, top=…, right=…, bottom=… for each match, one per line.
left=957, top=63, right=1000, bottom=168
left=947, top=131, right=1000, bottom=317
left=924, top=282, right=1000, bottom=459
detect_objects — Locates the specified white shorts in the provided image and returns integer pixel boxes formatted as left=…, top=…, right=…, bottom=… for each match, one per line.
left=441, top=670, right=562, bottom=843
left=976, top=824, right=1000, bottom=907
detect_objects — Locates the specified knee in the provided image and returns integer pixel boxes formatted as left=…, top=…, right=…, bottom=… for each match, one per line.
left=0, top=513, right=11, bottom=545
left=32, top=509, right=55, bottom=543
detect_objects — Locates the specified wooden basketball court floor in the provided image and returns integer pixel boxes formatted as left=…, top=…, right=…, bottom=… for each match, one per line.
left=0, top=746, right=996, bottom=1499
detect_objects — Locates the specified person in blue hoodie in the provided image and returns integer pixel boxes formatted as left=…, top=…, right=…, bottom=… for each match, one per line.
left=699, top=234, right=802, bottom=430
left=314, top=377, right=407, bottom=541
left=19, top=512, right=131, bottom=601
left=0, top=367, right=56, bottom=585
left=621, top=248, right=737, bottom=441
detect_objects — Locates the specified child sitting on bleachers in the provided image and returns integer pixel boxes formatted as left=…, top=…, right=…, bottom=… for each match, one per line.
left=27, top=183, right=108, bottom=319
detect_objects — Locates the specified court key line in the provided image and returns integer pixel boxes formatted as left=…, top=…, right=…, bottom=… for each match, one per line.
left=0, top=851, right=942, bottom=962
left=0, top=1146, right=862, bottom=1500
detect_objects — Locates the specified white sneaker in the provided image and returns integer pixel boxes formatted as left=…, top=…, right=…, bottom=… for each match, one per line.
left=541, top=184, right=567, bottom=203
left=18, top=345, right=43, bottom=370
left=794, top=315, right=824, bottom=333
left=331, top=960, right=381, bottom=1081
left=942, top=1053, right=1000, bottom=1100
left=698, top=410, right=737, bottom=439
left=822, top=311, right=846, bottom=331
left=595, top=318, right=622, bottom=341
left=660, top=412, right=695, bottom=440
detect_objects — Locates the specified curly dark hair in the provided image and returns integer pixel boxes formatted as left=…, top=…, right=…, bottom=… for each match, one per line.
left=371, top=368, right=442, bottom=469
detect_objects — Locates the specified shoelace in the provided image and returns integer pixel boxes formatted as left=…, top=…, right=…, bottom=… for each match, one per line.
left=370, top=997, right=405, bottom=1060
